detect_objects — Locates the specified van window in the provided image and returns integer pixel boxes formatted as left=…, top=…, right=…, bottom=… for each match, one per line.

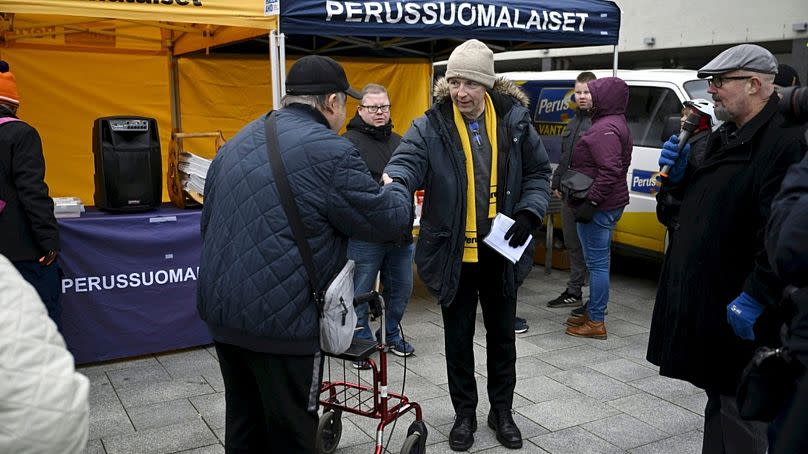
left=625, top=86, right=682, bottom=148
left=684, top=79, right=710, bottom=101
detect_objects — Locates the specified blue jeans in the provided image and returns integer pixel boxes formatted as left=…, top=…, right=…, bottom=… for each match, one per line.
left=347, top=240, right=414, bottom=343
left=576, top=208, right=623, bottom=322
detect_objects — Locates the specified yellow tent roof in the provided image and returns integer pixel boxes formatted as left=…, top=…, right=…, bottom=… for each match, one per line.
left=0, top=0, right=276, bottom=54
left=1, top=0, right=277, bottom=28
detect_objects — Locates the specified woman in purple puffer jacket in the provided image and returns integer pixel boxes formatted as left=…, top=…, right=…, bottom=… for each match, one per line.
left=562, top=77, right=633, bottom=340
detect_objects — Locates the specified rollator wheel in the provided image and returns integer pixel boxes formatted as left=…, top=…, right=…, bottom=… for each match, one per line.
left=401, top=420, right=427, bottom=454
left=400, top=433, right=423, bottom=454
left=316, top=410, right=342, bottom=454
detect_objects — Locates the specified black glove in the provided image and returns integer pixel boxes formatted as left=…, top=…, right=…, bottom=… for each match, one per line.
left=504, top=211, right=540, bottom=247
left=38, top=250, right=58, bottom=266
left=574, top=201, right=598, bottom=224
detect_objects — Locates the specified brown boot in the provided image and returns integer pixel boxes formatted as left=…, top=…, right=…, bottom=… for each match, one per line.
left=565, top=320, right=607, bottom=340
left=565, top=313, right=588, bottom=327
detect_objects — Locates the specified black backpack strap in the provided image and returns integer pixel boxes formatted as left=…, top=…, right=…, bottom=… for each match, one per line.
left=264, top=112, right=322, bottom=306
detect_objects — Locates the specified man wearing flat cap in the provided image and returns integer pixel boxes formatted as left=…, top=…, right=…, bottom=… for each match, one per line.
left=197, top=55, right=411, bottom=453
left=647, top=44, right=806, bottom=453
left=385, top=39, right=551, bottom=451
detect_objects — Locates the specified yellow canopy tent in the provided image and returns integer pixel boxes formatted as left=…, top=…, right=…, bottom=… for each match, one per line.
left=0, top=0, right=277, bottom=202
left=0, top=2, right=432, bottom=202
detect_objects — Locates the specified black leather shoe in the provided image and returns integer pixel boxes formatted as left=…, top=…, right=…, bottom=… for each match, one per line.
left=449, top=414, right=477, bottom=451
left=487, top=409, right=523, bottom=449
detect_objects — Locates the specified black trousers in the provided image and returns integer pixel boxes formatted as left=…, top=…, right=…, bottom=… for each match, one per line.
left=214, top=342, right=323, bottom=454
left=702, top=390, right=767, bottom=454
left=14, top=260, right=62, bottom=329
left=442, top=245, right=516, bottom=416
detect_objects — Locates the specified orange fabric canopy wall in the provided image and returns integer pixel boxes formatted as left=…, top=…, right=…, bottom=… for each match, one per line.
left=1, top=48, right=430, bottom=203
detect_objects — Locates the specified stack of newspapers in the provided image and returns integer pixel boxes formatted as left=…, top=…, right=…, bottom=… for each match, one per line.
left=177, top=151, right=211, bottom=196
left=53, top=197, right=85, bottom=218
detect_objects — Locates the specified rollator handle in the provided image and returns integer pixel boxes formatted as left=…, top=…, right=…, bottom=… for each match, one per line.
left=354, top=291, right=385, bottom=319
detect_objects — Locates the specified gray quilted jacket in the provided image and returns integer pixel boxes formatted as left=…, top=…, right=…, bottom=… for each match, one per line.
left=197, top=105, right=411, bottom=355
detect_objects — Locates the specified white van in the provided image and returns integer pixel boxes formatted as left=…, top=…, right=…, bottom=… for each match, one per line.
left=499, top=69, right=710, bottom=258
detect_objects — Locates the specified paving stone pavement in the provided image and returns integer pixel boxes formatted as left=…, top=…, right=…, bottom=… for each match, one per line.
left=79, top=257, right=707, bottom=454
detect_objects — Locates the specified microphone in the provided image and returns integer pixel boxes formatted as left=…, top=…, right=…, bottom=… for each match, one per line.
left=660, top=110, right=702, bottom=178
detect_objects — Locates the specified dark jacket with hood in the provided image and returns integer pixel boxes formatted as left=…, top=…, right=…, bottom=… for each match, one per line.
left=767, top=152, right=808, bottom=363
left=647, top=95, right=806, bottom=394
left=568, top=77, right=633, bottom=211
left=343, top=114, right=414, bottom=244
left=0, top=106, right=59, bottom=262
left=385, top=77, right=552, bottom=306
left=343, top=113, right=401, bottom=182
left=768, top=154, right=808, bottom=453
left=767, top=152, right=808, bottom=289
left=197, top=105, right=411, bottom=355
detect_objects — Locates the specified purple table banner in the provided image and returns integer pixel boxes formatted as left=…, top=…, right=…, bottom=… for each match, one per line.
left=57, top=204, right=212, bottom=364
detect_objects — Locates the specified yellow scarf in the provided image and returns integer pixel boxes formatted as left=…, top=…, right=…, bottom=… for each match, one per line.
left=453, top=92, right=498, bottom=263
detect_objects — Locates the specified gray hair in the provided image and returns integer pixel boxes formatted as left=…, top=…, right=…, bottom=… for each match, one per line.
left=280, top=92, right=346, bottom=109
left=758, top=73, right=776, bottom=98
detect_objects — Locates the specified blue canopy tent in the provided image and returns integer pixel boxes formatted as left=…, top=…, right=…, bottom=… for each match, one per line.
left=280, top=0, right=620, bottom=57
left=271, top=0, right=622, bottom=271
left=271, top=0, right=621, bottom=104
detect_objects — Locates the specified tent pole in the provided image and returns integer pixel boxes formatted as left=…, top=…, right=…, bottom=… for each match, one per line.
left=168, top=44, right=182, bottom=133
left=270, top=31, right=281, bottom=110
left=279, top=33, right=286, bottom=97
left=612, top=45, right=619, bottom=76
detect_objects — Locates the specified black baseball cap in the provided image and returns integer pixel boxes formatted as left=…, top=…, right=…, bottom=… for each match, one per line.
left=285, top=55, right=360, bottom=99
left=774, top=64, right=801, bottom=87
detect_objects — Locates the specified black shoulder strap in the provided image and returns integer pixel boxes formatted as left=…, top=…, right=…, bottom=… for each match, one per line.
left=264, top=113, right=320, bottom=297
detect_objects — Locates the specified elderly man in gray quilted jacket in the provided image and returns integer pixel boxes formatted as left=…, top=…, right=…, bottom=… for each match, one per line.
left=197, top=56, right=411, bottom=454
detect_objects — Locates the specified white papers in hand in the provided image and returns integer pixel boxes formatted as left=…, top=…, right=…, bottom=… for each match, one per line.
left=482, top=213, right=533, bottom=264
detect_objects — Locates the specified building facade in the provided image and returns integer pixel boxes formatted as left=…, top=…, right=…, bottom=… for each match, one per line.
left=493, top=0, right=808, bottom=78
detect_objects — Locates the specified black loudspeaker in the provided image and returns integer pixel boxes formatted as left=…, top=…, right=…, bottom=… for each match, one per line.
left=92, top=116, right=162, bottom=212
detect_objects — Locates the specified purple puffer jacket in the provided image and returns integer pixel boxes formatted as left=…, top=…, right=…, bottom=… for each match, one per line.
left=569, top=77, right=633, bottom=211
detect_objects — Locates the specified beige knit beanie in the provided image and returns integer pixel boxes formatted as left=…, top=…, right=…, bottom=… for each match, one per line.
left=446, top=39, right=495, bottom=89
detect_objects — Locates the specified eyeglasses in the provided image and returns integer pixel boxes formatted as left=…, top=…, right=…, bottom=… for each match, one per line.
left=708, top=76, right=753, bottom=88
left=359, top=104, right=391, bottom=113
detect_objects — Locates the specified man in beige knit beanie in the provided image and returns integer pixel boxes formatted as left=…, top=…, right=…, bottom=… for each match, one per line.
left=445, top=39, right=497, bottom=89
left=384, top=39, right=552, bottom=451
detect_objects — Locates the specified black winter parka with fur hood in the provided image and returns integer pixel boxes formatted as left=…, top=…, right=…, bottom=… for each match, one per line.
left=385, top=77, right=551, bottom=306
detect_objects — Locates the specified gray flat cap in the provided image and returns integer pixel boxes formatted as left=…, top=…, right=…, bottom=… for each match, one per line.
left=697, top=44, right=778, bottom=78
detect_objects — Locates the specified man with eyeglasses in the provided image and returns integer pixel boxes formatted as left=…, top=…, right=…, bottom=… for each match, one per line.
left=343, top=83, right=415, bottom=365
left=384, top=39, right=551, bottom=451
left=647, top=44, right=807, bottom=454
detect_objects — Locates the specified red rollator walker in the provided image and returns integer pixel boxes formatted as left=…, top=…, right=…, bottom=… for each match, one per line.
left=316, top=291, right=428, bottom=454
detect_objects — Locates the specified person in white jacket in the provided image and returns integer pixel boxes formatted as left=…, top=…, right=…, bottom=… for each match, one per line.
left=0, top=254, right=89, bottom=454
